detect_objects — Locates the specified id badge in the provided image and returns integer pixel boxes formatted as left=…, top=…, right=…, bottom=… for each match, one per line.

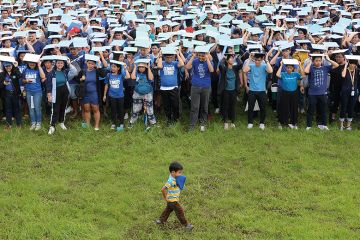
left=351, top=90, right=355, bottom=96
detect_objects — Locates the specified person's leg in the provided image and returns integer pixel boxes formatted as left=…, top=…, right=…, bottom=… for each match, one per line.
left=229, top=90, right=237, bottom=123
left=347, top=95, right=356, bottom=128
left=118, top=98, right=125, bottom=126
left=5, top=93, right=13, bottom=126
left=170, top=88, right=180, bottom=122
left=173, top=202, right=189, bottom=226
left=189, top=86, right=201, bottom=129
left=109, top=97, right=117, bottom=126
left=258, top=91, right=267, bottom=124
left=211, top=73, right=219, bottom=110
left=12, top=95, right=21, bottom=126
left=247, top=91, right=256, bottom=124
left=278, top=91, right=288, bottom=125
left=145, top=92, right=156, bottom=125
left=307, top=95, right=316, bottom=128
left=199, top=87, right=211, bottom=126
left=161, top=90, right=171, bottom=123
left=159, top=202, right=173, bottom=223
left=83, top=104, right=91, bottom=126
left=50, top=98, right=60, bottom=127
left=339, top=91, right=347, bottom=127
left=26, top=92, right=36, bottom=125
left=290, top=91, right=299, bottom=126
left=33, top=91, right=43, bottom=124
left=91, top=104, right=100, bottom=129
left=58, top=86, right=69, bottom=124
left=129, top=91, right=143, bottom=124
left=221, top=91, right=230, bottom=122
left=319, top=95, right=327, bottom=126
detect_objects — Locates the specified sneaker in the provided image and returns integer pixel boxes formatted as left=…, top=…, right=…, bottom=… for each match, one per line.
left=230, top=123, right=236, bottom=128
left=278, top=125, right=283, bottom=130
left=346, top=126, right=352, bottom=131
left=48, top=126, right=55, bottom=135
left=215, top=108, right=220, bottom=114
left=116, top=125, right=124, bottom=132
left=200, top=125, right=205, bottom=132
left=300, top=108, right=305, bottom=114
left=35, top=123, right=41, bottom=131
left=145, top=126, right=151, bottom=132
left=155, top=219, right=162, bottom=225
left=259, top=123, right=265, bottom=130
left=94, top=127, right=100, bottom=131
left=224, top=123, right=229, bottom=130
left=322, top=126, right=330, bottom=131
left=288, top=124, right=295, bottom=129
left=124, top=112, right=129, bottom=120
left=30, top=123, right=36, bottom=131
left=317, top=125, right=324, bottom=130
left=110, top=124, right=116, bottom=130
left=185, top=224, right=194, bottom=231
left=128, top=122, right=133, bottom=129
left=306, top=127, right=312, bottom=131
left=81, top=122, right=87, bottom=128
left=59, top=123, right=67, bottom=130
left=247, top=123, right=253, bottom=129
left=293, top=125, right=298, bottom=130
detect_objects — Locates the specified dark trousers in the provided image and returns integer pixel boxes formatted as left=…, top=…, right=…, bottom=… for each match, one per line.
left=124, top=85, right=135, bottom=110
left=159, top=201, right=188, bottom=226
left=109, top=96, right=124, bottom=126
left=279, top=90, right=298, bottom=125
left=50, top=85, right=69, bottom=127
left=211, top=73, right=219, bottom=109
left=247, top=91, right=267, bottom=124
left=5, top=91, right=21, bottom=126
left=221, top=90, right=237, bottom=123
left=189, top=86, right=211, bottom=128
left=330, top=88, right=341, bottom=115
left=161, top=88, right=180, bottom=123
left=307, top=95, right=327, bottom=127
left=339, top=91, right=356, bottom=120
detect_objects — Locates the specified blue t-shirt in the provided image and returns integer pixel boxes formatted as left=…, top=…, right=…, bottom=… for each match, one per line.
left=160, top=61, right=178, bottom=88
left=85, top=70, right=97, bottom=94
left=308, top=65, right=332, bottom=95
left=23, top=68, right=42, bottom=93
left=280, top=72, right=301, bottom=91
left=191, top=58, right=212, bottom=88
left=5, top=75, right=13, bottom=91
left=225, top=69, right=236, bottom=91
left=249, top=64, right=267, bottom=91
left=105, top=71, right=126, bottom=98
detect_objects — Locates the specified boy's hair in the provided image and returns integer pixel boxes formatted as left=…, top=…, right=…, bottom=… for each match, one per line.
left=169, top=161, right=183, bottom=172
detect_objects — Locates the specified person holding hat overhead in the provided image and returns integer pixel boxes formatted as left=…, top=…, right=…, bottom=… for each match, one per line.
left=218, top=53, right=242, bottom=130
left=243, top=51, right=273, bottom=130
left=103, top=60, right=130, bottom=132
left=0, top=60, right=22, bottom=128
left=156, top=49, right=185, bottom=125
left=128, top=59, right=156, bottom=129
left=339, top=57, right=360, bottom=130
left=303, top=53, right=339, bottom=130
left=46, top=57, right=77, bottom=135
left=78, top=54, right=108, bottom=130
left=185, top=49, right=214, bottom=132
left=21, top=54, right=46, bottom=131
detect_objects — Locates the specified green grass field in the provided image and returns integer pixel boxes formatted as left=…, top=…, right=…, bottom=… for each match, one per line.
left=1, top=109, right=360, bottom=240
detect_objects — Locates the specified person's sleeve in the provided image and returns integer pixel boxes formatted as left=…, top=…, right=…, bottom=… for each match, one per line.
left=45, top=73, right=52, bottom=94
left=104, top=74, right=109, bottom=85
left=164, top=179, right=172, bottom=189
left=68, top=64, right=78, bottom=81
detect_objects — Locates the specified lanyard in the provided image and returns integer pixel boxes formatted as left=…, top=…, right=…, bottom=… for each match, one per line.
left=348, top=69, right=356, bottom=90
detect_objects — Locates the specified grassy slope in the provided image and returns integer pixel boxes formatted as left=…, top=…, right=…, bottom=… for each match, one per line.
left=1, top=111, right=360, bottom=240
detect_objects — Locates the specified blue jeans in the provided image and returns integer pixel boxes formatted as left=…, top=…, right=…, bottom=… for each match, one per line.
left=26, top=91, right=42, bottom=124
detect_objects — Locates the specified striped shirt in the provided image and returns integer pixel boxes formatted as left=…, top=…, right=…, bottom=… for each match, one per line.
left=164, top=175, right=181, bottom=202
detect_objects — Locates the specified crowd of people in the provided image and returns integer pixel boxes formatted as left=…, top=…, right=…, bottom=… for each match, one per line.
left=0, top=0, right=360, bottom=134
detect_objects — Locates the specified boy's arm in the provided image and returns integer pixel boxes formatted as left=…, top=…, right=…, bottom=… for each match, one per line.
left=161, top=186, right=167, bottom=201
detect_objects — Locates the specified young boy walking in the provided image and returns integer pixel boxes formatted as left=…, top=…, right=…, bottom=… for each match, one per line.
left=156, top=162, right=193, bottom=230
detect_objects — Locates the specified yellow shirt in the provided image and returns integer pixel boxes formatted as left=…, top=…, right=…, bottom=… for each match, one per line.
left=164, top=175, right=181, bottom=202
